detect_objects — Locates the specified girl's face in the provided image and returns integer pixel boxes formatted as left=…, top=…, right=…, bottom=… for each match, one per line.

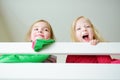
left=75, top=18, right=94, bottom=42
left=30, top=22, right=51, bottom=41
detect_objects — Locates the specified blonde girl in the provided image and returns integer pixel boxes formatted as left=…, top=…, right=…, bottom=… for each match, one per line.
left=26, top=19, right=56, bottom=63
left=66, top=16, right=120, bottom=63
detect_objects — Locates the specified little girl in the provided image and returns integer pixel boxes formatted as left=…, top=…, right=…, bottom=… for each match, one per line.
left=0, top=19, right=56, bottom=63
left=66, top=16, right=120, bottom=63
left=26, top=19, right=56, bottom=63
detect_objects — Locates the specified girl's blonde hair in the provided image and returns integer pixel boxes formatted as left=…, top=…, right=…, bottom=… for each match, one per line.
left=71, top=16, right=104, bottom=42
left=25, top=19, right=55, bottom=41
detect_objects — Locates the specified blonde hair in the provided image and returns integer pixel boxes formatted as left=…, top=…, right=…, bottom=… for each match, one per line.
left=71, top=16, right=104, bottom=42
left=25, top=19, right=55, bottom=41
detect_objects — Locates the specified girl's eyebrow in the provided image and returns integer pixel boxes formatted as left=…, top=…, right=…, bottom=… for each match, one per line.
left=43, top=26, right=49, bottom=28
left=33, top=26, right=48, bottom=28
left=43, top=26, right=50, bottom=29
left=33, top=26, right=39, bottom=28
left=33, top=25, right=50, bottom=29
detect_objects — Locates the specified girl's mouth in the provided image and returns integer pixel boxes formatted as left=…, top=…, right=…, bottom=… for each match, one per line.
left=35, top=34, right=44, bottom=38
left=82, top=34, right=90, bottom=42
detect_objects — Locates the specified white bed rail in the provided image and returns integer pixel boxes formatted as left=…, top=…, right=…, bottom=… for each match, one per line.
left=0, top=42, right=120, bottom=80
left=0, top=42, right=120, bottom=54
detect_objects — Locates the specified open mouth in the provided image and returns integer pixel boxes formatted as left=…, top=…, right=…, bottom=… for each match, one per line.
left=82, top=34, right=90, bottom=42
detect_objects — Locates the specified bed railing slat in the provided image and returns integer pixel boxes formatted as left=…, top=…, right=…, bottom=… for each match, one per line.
left=0, top=42, right=120, bottom=54
left=0, top=63, right=120, bottom=79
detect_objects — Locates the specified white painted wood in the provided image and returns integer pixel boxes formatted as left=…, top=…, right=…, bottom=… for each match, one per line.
left=0, top=42, right=120, bottom=80
left=0, top=63, right=120, bottom=80
left=0, top=42, right=120, bottom=55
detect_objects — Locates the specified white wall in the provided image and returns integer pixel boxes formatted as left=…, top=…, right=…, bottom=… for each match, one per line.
left=0, top=18, right=10, bottom=42
left=0, top=0, right=120, bottom=42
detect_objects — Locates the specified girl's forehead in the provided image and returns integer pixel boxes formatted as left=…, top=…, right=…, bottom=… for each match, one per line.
left=32, top=22, right=50, bottom=28
left=33, top=22, right=47, bottom=27
left=76, top=18, right=91, bottom=26
left=78, top=18, right=89, bottom=24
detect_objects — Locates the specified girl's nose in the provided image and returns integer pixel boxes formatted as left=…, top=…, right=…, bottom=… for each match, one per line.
left=38, top=30, right=42, bottom=33
left=82, top=26, right=87, bottom=31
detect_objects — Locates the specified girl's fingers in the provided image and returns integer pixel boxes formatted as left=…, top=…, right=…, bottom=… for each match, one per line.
left=90, top=39, right=99, bottom=45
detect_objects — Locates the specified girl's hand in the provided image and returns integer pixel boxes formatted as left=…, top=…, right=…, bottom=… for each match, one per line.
left=89, top=39, right=99, bottom=45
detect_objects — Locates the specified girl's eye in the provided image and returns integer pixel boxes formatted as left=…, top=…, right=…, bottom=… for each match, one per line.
left=34, top=28, right=38, bottom=31
left=86, top=26, right=90, bottom=28
left=76, top=27, right=81, bottom=30
left=44, top=28, right=49, bottom=32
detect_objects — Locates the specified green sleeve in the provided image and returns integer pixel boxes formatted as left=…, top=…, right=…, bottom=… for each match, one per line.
left=34, top=39, right=55, bottom=52
left=0, top=54, right=50, bottom=63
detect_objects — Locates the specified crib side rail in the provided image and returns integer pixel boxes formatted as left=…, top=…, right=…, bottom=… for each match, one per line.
left=0, top=42, right=120, bottom=54
left=0, top=42, right=120, bottom=80
left=0, top=63, right=120, bottom=80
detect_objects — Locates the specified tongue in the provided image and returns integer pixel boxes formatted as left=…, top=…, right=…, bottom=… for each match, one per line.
left=84, top=37, right=90, bottom=42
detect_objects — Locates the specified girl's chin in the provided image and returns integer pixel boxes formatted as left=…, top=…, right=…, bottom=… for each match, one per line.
left=34, top=37, right=44, bottom=40
left=82, top=40, right=90, bottom=42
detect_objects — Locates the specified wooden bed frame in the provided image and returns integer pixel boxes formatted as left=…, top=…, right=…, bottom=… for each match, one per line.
left=0, top=42, right=120, bottom=80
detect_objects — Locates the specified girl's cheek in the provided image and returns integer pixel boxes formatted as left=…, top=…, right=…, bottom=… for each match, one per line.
left=31, top=35, right=36, bottom=41
left=45, top=36, right=50, bottom=39
left=45, top=35, right=51, bottom=39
